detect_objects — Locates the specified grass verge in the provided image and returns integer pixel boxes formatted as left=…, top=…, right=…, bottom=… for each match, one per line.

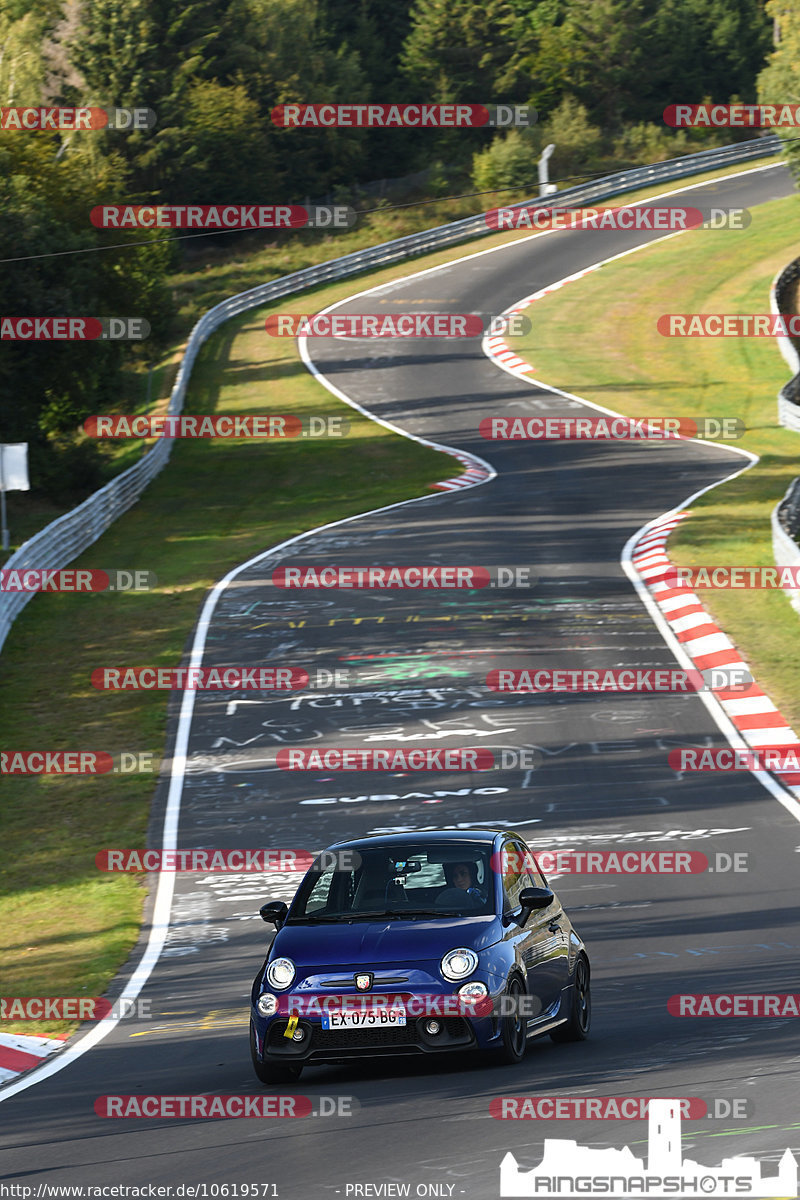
left=506, top=189, right=800, bottom=731
left=0, top=151, right=785, bottom=1040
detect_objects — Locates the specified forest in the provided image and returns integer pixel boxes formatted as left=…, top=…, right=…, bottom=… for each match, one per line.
left=0, top=0, right=795, bottom=496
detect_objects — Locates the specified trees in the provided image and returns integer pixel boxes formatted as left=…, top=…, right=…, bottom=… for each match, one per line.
left=758, top=0, right=800, bottom=179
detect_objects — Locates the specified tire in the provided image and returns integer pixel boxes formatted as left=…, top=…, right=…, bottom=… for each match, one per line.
left=492, top=975, right=528, bottom=1065
left=550, top=955, right=591, bottom=1043
left=250, top=1023, right=303, bottom=1085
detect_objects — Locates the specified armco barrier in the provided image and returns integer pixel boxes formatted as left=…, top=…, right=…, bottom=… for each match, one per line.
left=771, top=258, right=800, bottom=431
left=772, top=480, right=800, bottom=615
left=767, top=261, right=800, bottom=610
left=0, top=135, right=781, bottom=653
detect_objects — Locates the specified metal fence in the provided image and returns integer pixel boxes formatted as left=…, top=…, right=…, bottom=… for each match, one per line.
left=772, top=480, right=800, bottom=615
left=771, top=258, right=800, bottom=432
left=0, top=134, right=782, bottom=652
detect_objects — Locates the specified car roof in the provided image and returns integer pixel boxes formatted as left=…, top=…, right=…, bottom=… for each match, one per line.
left=325, top=828, right=521, bottom=851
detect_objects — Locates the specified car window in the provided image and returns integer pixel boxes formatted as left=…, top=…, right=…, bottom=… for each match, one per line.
left=521, top=846, right=549, bottom=889
left=304, top=869, right=334, bottom=913
left=500, top=840, right=549, bottom=910
left=290, top=844, right=493, bottom=918
left=501, top=840, right=530, bottom=911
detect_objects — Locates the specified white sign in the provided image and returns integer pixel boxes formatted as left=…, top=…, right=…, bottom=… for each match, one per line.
left=0, top=444, right=29, bottom=491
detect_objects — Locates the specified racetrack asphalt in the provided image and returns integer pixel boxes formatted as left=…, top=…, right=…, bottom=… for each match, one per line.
left=1, top=164, right=798, bottom=1198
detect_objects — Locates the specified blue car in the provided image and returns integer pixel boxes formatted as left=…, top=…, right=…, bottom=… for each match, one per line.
left=250, top=828, right=590, bottom=1082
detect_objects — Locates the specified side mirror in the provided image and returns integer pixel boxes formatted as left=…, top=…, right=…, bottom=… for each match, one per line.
left=259, top=901, right=288, bottom=927
left=519, top=887, right=554, bottom=912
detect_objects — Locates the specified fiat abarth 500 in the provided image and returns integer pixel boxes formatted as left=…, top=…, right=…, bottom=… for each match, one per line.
left=250, top=828, right=590, bottom=1082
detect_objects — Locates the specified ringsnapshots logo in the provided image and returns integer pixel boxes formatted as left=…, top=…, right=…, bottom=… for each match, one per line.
left=0, top=106, right=156, bottom=131
left=479, top=416, right=745, bottom=440
left=271, top=103, right=536, bottom=128
left=83, top=414, right=347, bottom=438
left=0, top=318, right=149, bottom=340
left=499, top=1098, right=798, bottom=1197
left=484, top=206, right=749, bottom=232
left=91, top=204, right=355, bottom=229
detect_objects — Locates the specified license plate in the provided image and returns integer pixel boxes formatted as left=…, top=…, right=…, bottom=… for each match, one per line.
left=321, top=1008, right=407, bottom=1029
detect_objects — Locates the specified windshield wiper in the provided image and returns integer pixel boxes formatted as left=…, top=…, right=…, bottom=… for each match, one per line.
left=385, top=908, right=458, bottom=917
left=291, top=910, right=407, bottom=923
left=288, top=914, right=346, bottom=923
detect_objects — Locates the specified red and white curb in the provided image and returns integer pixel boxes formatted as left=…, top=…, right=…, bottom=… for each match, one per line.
left=484, top=269, right=601, bottom=378
left=630, top=514, right=800, bottom=791
left=0, top=1032, right=67, bottom=1085
left=479, top=197, right=800, bottom=806
left=431, top=448, right=493, bottom=491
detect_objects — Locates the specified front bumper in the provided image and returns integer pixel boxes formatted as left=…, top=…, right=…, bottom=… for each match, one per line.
left=261, top=1013, right=478, bottom=1061
left=252, top=982, right=506, bottom=1063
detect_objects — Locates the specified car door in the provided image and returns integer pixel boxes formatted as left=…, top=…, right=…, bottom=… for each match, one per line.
left=500, top=838, right=566, bottom=1018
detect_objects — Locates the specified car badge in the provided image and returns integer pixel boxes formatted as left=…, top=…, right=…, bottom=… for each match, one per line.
left=355, top=972, right=373, bottom=991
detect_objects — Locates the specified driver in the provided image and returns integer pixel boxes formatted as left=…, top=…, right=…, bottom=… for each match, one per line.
left=447, top=861, right=485, bottom=902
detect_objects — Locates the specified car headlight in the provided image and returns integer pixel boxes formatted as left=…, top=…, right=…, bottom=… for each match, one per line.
left=257, top=992, right=278, bottom=1016
left=266, top=957, right=296, bottom=990
left=458, top=981, right=488, bottom=1001
left=440, top=948, right=478, bottom=982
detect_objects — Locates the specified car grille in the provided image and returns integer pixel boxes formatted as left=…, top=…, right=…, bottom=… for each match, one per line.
left=266, top=1016, right=471, bottom=1053
left=310, top=1024, right=418, bottom=1048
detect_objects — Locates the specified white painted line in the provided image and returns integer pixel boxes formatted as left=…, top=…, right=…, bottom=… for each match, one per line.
left=660, top=594, right=701, bottom=612
left=721, top=697, right=778, bottom=716
left=2, top=156, right=786, bottom=1101
left=481, top=170, right=800, bottom=820
left=681, top=632, right=733, bottom=655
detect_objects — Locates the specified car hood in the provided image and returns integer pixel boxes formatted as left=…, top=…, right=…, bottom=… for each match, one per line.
left=271, top=915, right=499, bottom=969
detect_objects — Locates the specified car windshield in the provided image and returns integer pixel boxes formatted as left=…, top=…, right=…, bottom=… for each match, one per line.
left=289, top=843, right=494, bottom=920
